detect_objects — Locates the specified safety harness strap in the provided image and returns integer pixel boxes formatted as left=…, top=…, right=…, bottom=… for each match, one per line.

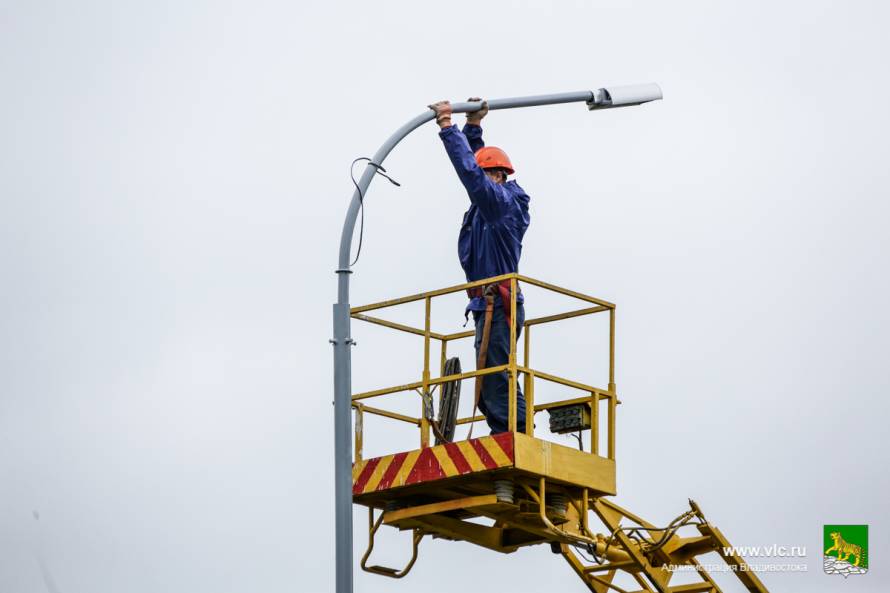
left=466, top=279, right=517, bottom=328
left=468, top=288, right=496, bottom=439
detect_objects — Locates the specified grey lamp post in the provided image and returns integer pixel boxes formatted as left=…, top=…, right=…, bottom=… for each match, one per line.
left=331, top=83, right=662, bottom=593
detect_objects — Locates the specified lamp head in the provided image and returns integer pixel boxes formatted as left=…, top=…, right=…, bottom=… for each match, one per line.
left=587, top=83, right=663, bottom=110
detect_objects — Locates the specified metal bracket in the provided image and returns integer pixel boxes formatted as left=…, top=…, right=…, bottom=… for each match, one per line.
left=360, top=507, right=423, bottom=579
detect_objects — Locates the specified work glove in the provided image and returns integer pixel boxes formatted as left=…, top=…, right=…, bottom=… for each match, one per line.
left=428, top=100, right=452, bottom=129
left=466, top=97, right=488, bottom=125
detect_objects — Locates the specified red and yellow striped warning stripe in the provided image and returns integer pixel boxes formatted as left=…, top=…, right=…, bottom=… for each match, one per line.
left=352, top=433, right=515, bottom=495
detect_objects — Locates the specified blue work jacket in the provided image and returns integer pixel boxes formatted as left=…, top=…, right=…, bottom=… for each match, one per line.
left=439, top=124, right=530, bottom=312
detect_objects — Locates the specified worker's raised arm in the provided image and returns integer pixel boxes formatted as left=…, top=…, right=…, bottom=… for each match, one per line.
left=429, top=100, right=512, bottom=222
left=463, top=97, right=488, bottom=153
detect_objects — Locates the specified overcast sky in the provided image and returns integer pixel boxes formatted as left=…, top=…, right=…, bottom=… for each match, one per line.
left=2, top=1, right=888, bottom=592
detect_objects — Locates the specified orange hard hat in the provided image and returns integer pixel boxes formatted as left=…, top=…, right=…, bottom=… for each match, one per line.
left=474, top=146, right=514, bottom=175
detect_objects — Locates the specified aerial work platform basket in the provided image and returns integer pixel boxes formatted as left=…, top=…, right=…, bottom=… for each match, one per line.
left=350, top=273, right=769, bottom=593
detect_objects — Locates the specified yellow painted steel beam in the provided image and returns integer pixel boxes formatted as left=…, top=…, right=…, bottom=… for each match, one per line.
left=363, top=387, right=611, bottom=428
left=351, top=364, right=509, bottom=401
left=524, top=330, right=533, bottom=434
left=508, top=277, right=518, bottom=432
left=369, top=364, right=616, bottom=407
left=532, top=394, right=599, bottom=412
left=527, top=368, right=608, bottom=396
left=398, top=513, right=509, bottom=553
left=524, top=305, right=610, bottom=327
left=350, top=273, right=517, bottom=314
left=351, top=313, right=446, bottom=340
left=440, top=339, right=447, bottom=376
left=455, top=393, right=606, bottom=425
left=354, top=405, right=363, bottom=461
left=429, top=365, right=508, bottom=386
left=352, top=366, right=506, bottom=401
left=581, top=488, right=590, bottom=537
left=526, top=373, right=535, bottom=433
left=609, top=308, right=616, bottom=392
left=352, top=380, right=427, bottom=401
left=384, top=494, right=499, bottom=524
left=353, top=404, right=420, bottom=425
left=590, top=392, right=600, bottom=456
left=352, top=273, right=612, bottom=320
left=443, top=307, right=610, bottom=342
left=666, top=536, right=717, bottom=562
left=454, top=413, right=487, bottom=426
left=667, top=583, right=718, bottom=593
left=516, top=275, right=615, bottom=308
left=421, top=297, right=431, bottom=447
left=443, top=329, right=476, bottom=341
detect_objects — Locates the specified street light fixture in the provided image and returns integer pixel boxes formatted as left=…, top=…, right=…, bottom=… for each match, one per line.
left=587, top=83, right=663, bottom=110
left=331, top=84, right=661, bottom=593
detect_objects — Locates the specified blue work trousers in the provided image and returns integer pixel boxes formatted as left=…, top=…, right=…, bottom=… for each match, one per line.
left=473, top=302, right=526, bottom=434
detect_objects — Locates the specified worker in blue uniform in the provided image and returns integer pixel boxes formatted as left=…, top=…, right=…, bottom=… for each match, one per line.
left=429, top=98, right=531, bottom=435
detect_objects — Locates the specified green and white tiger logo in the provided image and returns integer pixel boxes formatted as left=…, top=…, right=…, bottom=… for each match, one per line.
left=823, top=525, right=868, bottom=577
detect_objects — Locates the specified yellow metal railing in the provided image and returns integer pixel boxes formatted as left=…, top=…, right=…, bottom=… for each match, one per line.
left=351, top=273, right=618, bottom=462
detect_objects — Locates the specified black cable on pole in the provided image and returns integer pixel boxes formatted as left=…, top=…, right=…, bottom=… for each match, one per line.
left=349, top=157, right=401, bottom=267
